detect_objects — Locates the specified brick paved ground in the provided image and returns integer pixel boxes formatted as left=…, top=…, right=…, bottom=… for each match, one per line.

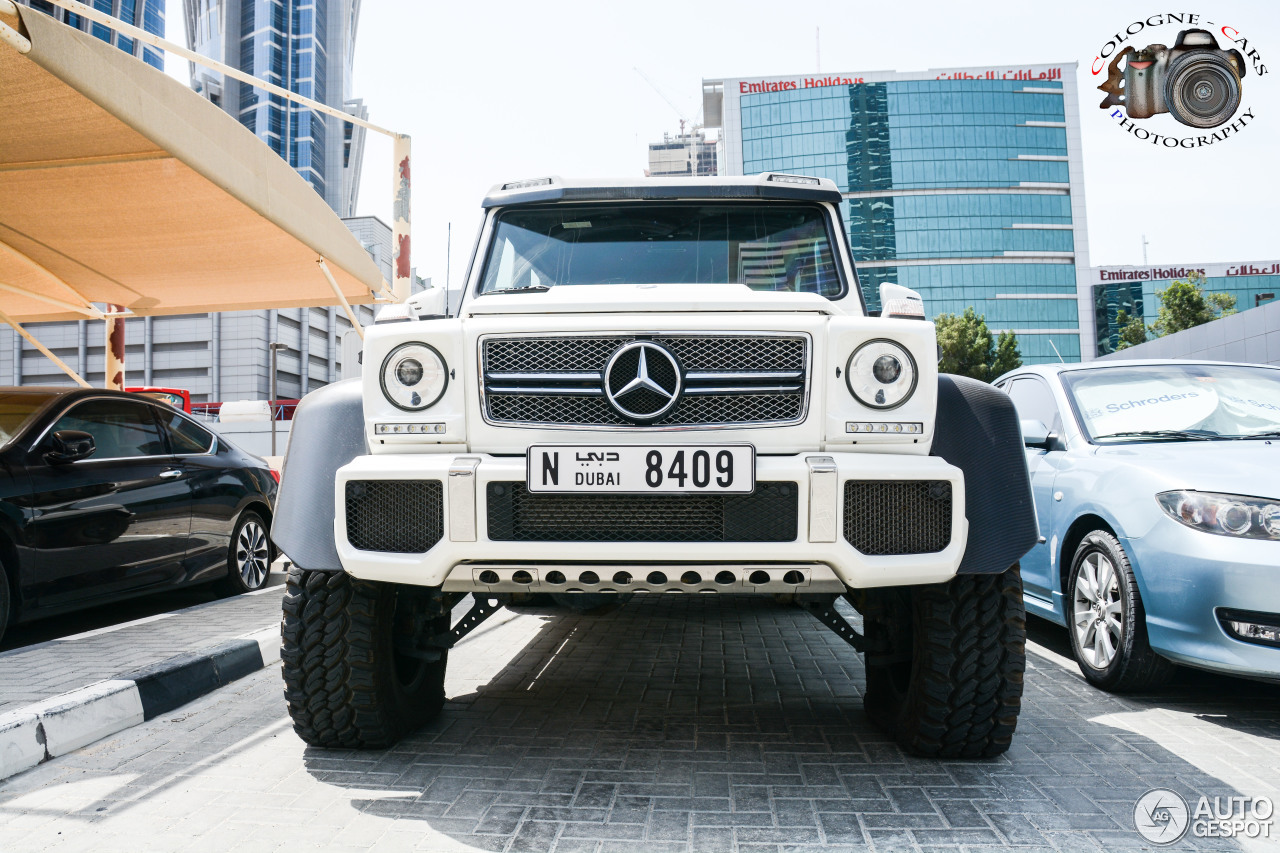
left=1, top=594, right=1278, bottom=852
left=0, top=581, right=286, bottom=713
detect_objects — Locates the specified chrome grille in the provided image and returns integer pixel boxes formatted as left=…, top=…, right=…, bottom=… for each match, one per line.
left=481, top=334, right=809, bottom=428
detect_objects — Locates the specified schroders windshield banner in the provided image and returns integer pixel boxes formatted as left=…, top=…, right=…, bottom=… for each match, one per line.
left=1075, top=378, right=1220, bottom=434
left=1093, top=12, right=1268, bottom=147
left=1073, top=369, right=1280, bottom=436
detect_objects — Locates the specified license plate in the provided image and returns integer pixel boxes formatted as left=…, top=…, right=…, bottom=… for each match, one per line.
left=527, top=445, right=755, bottom=494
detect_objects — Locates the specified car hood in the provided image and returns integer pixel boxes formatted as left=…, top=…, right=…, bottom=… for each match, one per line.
left=462, top=283, right=842, bottom=316
left=1095, top=439, right=1280, bottom=498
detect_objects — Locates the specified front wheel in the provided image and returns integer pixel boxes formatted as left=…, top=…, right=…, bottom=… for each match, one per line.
left=862, top=564, right=1026, bottom=759
left=281, top=569, right=448, bottom=748
left=1066, top=531, right=1174, bottom=692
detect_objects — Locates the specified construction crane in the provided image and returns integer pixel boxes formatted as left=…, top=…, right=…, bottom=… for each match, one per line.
left=634, top=67, right=709, bottom=176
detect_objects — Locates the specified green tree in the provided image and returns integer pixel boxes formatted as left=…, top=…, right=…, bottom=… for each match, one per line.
left=1151, top=271, right=1237, bottom=337
left=1114, top=309, right=1149, bottom=351
left=935, top=306, right=1022, bottom=382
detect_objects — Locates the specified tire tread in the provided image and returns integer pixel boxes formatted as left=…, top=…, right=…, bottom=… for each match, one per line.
left=280, top=568, right=445, bottom=748
left=865, top=566, right=1026, bottom=759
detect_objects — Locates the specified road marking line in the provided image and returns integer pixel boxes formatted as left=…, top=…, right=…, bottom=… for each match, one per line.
left=526, top=628, right=576, bottom=691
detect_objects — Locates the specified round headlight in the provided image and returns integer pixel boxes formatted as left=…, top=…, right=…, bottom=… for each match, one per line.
left=381, top=342, right=448, bottom=411
left=1263, top=505, right=1280, bottom=538
left=846, top=340, right=917, bottom=410
left=1217, top=501, right=1253, bottom=535
left=395, top=358, right=424, bottom=387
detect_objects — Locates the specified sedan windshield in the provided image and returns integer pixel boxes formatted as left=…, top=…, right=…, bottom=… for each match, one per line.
left=478, top=203, right=843, bottom=298
left=1063, top=364, right=1280, bottom=441
left=0, top=392, right=58, bottom=447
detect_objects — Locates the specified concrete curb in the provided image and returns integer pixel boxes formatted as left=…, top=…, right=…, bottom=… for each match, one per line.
left=0, top=626, right=279, bottom=782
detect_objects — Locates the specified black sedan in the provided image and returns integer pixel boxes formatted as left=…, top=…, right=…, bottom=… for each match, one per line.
left=0, top=387, right=278, bottom=641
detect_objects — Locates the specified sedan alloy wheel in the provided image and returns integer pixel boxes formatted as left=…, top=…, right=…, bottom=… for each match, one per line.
left=1072, top=551, right=1122, bottom=668
left=237, top=519, right=270, bottom=589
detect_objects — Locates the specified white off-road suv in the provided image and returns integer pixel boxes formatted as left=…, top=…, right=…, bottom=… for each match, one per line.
left=272, top=174, right=1038, bottom=759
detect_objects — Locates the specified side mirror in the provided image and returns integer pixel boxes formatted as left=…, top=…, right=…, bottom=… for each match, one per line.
left=879, top=283, right=926, bottom=319
left=1020, top=419, right=1054, bottom=450
left=45, top=430, right=96, bottom=464
left=408, top=284, right=448, bottom=318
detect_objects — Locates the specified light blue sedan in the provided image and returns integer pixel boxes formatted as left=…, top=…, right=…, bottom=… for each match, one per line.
left=995, top=360, right=1280, bottom=690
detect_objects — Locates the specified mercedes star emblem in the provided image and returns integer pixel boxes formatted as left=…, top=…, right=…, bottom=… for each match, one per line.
left=604, top=341, right=683, bottom=422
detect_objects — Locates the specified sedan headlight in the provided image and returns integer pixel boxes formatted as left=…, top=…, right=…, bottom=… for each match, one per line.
left=846, top=339, right=917, bottom=410
left=1157, top=491, right=1280, bottom=540
left=380, top=342, right=448, bottom=411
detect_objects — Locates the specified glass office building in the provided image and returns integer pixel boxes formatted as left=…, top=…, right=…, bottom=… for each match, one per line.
left=704, top=64, right=1092, bottom=363
left=19, top=0, right=164, bottom=70
left=184, top=0, right=366, bottom=216
left=1092, top=260, right=1280, bottom=356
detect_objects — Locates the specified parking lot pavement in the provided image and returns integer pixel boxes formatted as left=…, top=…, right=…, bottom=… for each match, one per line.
left=1, top=595, right=1278, bottom=853
left=0, top=574, right=286, bottom=714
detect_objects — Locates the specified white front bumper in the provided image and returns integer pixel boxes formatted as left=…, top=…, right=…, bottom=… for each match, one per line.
left=334, top=452, right=968, bottom=591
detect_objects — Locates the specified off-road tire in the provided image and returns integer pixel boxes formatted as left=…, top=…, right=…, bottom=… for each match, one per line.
left=281, top=568, right=447, bottom=748
left=862, top=564, right=1026, bottom=759
left=1066, top=531, right=1174, bottom=692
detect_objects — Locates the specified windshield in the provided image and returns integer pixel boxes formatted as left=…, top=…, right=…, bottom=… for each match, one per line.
left=0, top=392, right=58, bottom=447
left=478, top=202, right=843, bottom=297
left=1063, top=364, right=1280, bottom=441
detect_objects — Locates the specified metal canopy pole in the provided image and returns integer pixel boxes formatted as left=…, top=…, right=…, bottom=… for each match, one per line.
left=34, top=0, right=413, bottom=307
left=104, top=303, right=124, bottom=389
left=0, top=239, right=106, bottom=319
left=392, top=135, right=412, bottom=303
left=0, top=304, right=91, bottom=387
left=316, top=257, right=365, bottom=339
left=38, top=0, right=398, bottom=137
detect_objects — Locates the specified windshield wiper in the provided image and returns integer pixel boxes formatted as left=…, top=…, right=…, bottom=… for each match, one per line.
left=494, top=285, right=551, bottom=293
left=1092, top=429, right=1222, bottom=441
left=1223, top=430, right=1280, bottom=440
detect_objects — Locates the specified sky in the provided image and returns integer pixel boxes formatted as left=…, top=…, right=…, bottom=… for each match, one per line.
left=166, top=0, right=1280, bottom=293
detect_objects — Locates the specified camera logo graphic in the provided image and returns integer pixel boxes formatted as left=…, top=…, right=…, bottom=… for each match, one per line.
left=1099, top=28, right=1247, bottom=128
left=1134, top=789, right=1191, bottom=844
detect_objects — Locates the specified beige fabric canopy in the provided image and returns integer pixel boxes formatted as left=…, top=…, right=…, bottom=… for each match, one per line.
left=0, top=5, right=387, bottom=324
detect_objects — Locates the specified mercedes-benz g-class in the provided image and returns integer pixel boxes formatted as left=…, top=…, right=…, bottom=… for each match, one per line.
left=272, top=174, right=1037, bottom=758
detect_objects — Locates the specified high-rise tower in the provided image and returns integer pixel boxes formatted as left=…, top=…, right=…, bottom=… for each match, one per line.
left=184, top=0, right=366, bottom=216
left=16, top=0, right=164, bottom=69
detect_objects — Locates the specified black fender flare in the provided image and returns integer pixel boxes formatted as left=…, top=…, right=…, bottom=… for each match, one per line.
left=930, top=374, right=1038, bottom=574
left=270, top=379, right=366, bottom=571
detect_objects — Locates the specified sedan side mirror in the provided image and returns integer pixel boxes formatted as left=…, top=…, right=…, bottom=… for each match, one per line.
left=45, top=430, right=96, bottom=464
left=1020, top=419, right=1055, bottom=450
